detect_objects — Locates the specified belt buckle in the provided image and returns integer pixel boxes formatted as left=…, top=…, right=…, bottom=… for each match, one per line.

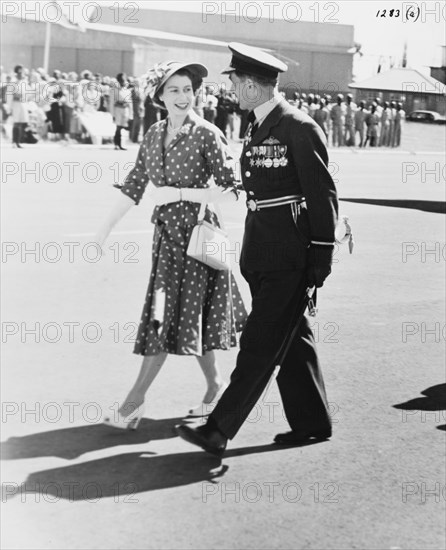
left=247, top=199, right=258, bottom=212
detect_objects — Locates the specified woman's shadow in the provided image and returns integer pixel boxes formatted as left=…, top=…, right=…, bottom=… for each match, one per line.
left=1, top=417, right=184, bottom=460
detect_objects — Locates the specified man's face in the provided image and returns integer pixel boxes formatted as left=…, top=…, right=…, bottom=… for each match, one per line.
left=229, top=73, right=255, bottom=111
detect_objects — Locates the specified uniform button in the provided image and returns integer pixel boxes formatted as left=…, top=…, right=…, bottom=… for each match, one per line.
left=248, top=191, right=254, bottom=196
left=245, top=171, right=251, bottom=177
left=245, top=151, right=252, bottom=157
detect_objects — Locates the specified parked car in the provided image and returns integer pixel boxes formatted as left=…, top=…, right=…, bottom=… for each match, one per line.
left=406, top=110, right=446, bottom=124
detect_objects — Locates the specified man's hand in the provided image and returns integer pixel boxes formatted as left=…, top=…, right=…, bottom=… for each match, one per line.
left=306, top=245, right=334, bottom=288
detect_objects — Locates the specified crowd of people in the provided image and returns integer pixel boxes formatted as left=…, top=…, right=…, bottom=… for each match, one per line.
left=0, top=64, right=404, bottom=148
left=293, top=92, right=405, bottom=148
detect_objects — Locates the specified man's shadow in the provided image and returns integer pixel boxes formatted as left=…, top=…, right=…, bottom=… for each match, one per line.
left=3, top=439, right=328, bottom=502
left=1, top=417, right=184, bottom=460
left=393, top=384, right=446, bottom=431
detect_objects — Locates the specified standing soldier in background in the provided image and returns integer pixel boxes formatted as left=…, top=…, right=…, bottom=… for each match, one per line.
left=365, top=102, right=379, bottom=147
left=379, top=101, right=391, bottom=147
left=330, top=94, right=346, bottom=147
left=374, top=97, right=383, bottom=144
left=387, top=101, right=397, bottom=148
left=344, top=94, right=356, bottom=146
left=307, top=93, right=318, bottom=118
left=392, top=102, right=405, bottom=147
left=313, top=97, right=330, bottom=139
left=354, top=100, right=368, bottom=147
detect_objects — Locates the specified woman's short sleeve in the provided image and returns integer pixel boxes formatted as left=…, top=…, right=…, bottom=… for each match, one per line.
left=203, top=128, right=237, bottom=189
left=120, top=136, right=150, bottom=205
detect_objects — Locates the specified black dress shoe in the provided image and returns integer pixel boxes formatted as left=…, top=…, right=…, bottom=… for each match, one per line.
left=176, top=424, right=227, bottom=457
left=274, top=428, right=332, bottom=445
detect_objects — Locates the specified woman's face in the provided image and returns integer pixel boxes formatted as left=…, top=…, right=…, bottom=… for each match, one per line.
left=159, top=74, right=194, bottom=116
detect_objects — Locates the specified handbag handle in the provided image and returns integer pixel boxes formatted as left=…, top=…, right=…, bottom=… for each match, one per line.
left=197, top=201, right=227, bottom=232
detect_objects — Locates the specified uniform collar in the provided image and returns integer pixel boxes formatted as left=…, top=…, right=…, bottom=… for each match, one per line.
left=253, top=92, right=284, bottom=126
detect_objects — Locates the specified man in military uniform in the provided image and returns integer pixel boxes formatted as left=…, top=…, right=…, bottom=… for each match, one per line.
left=177, top=42, right=338, bottom=457
left=344, top=93, right=357, bottom=146
left=330, top=94, right=346, bottom=147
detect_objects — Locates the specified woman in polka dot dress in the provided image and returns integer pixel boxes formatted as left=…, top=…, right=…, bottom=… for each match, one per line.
left=95, top=61, right=247, bottom=429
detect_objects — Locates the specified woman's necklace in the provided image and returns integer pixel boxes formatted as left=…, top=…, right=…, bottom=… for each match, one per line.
left=166, top=120, right=184, bottom=135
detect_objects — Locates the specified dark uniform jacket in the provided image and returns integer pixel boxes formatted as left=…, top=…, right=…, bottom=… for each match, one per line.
left=240, top=100, right=338, bottom=271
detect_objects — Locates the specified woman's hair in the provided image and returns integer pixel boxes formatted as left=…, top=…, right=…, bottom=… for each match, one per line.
left=155, top=68, right=203, bottom=109
left=14, top=65, right=24, bottom=74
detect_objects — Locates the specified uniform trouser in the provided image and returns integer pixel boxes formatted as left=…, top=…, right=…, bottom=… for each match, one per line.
left=209, top=269, right=332, bottom=440
left=332, top=123, right=344, bottom=146
left=12, top=122, right=26, bottom=144
left=114, top=125, right=125, bottom=146
left=355, top=127, right=365, bottom=147
left=393, top=123, right=401, bottom=147
left=344, top=123, right=355, bottom=146
left=379, top=124, right=389, bottom=146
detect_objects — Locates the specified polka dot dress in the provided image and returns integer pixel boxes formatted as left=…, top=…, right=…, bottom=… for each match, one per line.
left=120, top=111, right=248, bottom=356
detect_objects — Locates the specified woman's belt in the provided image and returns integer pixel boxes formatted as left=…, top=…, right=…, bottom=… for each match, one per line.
left=246, top=194, right=305, bottom=212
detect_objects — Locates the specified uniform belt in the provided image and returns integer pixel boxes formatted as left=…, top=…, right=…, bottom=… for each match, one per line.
left=246, top=194, right=305, bottom=212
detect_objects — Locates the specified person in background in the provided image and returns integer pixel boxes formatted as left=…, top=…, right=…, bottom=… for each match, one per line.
left=192, top=85, right=204, bottom=118
left=365, top=102, right=379, bottom=147
left=203, top=85, right=218, bottom=124
left=129, top=76, right=144, bottom=143
left=7, top=65, right=29, bottom=148
left=354, top=100, right=368, bottom=147
left=392, top=102, right=405, bottom=147
left=344, top=94, right=356, bottom=146
left=110, top=72, right=132, bottom=150
left=330, top=94, right=345, bottom=147
left=46, top=87, right=67, bottom=141
left=379, top=101, right=391, bottom=147
left=313, top=97, right=329, bottom=139
left=387, top=101, right=397, bottom=147
left=143, top=90, right=159, bottom=134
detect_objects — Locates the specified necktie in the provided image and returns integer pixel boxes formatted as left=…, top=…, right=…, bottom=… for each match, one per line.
left=247, top=111, right=259, bottom=135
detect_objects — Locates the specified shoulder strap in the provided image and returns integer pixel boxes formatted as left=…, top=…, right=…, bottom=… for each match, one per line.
left=197, top=202, right=207, bottom=221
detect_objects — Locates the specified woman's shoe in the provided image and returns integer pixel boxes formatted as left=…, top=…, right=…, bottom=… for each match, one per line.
left=114, top=145, right=127, bottom=150
left=103, top=403, right=145, bottom=430
left=187, top=383, right=228, bottom=418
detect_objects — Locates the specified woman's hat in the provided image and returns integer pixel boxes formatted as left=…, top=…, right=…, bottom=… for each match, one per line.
left=146, top=61, right=208, bottom=105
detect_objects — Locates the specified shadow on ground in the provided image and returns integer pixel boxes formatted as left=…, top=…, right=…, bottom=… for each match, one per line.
left=393, top=384, right=446, bottom=431
left=0, top=417, right=184, bottom=460
left=2, top=417, right=329, bottom=501
left=340, top=198, right=446, bottom=214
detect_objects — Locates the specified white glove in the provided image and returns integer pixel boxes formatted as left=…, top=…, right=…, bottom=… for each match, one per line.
left=148, top=186, right=181, bottom=205
left=182, top=187, right=237, bottom=204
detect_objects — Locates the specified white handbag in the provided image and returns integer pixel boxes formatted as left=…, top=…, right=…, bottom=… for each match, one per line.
left=187, top=202, right=231, bottom=270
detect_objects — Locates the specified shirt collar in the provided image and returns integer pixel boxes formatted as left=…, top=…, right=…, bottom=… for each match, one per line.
left=253, top=92, right=283, bottom=126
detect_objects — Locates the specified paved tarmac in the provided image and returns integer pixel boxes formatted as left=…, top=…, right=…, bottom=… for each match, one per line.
left=1, top=134, right=445, bottom=549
